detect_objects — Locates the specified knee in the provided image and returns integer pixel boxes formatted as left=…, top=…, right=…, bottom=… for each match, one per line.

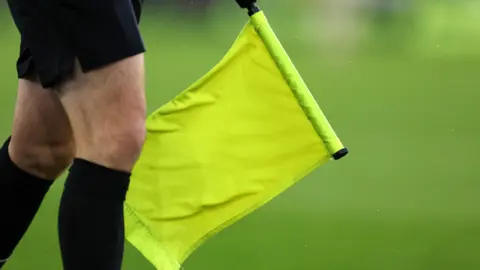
left=109, top=123, right=146, bottom=165
left=9, top=139, right=75, bottom=180
left=86, top=121, right=146, bottom=172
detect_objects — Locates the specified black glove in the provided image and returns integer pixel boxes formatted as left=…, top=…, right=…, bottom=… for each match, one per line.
left=235, top=0, right=257, bottom=9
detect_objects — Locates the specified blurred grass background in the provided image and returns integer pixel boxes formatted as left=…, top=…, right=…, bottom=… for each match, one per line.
left=1, top=0, right=480, bottom=269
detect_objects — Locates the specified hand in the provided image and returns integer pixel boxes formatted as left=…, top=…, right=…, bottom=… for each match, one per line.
left=235, top=0, right=257, bottom=9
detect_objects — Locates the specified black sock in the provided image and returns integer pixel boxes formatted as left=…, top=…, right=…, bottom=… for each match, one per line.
left=0, top=137, right=53, bottom=268
left=58, top=159, right=130, bottom=270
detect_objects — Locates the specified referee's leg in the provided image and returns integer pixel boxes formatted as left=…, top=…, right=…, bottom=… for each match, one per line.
left=57, top=55, right=146, bottom=270
left=0, top=79, right=75, bottom=268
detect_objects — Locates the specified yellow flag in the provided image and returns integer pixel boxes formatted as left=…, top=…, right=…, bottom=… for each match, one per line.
left=125, top=11, right=347, bottom=270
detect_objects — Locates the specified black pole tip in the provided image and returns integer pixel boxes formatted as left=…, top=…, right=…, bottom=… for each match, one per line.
left=235, top=0, right=257, bottom=9
left=247, top=4, right=260, bottom=15
left=332, top=148, right=349, bottom=160
left=235, top=0, right=260, bottom=15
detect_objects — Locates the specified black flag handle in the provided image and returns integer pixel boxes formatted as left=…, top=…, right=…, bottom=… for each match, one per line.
left=235, top=0, right=260, bottom=15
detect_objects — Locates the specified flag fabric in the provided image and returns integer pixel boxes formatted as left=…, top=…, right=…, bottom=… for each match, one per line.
left=124, top=10, right=347, bottom=270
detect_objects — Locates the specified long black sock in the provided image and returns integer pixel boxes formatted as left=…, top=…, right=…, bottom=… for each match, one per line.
left=58, top=159, right=130, bottom=270
left=0, top=137, right=53, bottom=269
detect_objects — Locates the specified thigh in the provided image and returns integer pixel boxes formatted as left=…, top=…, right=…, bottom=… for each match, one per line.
left=57, top=55, right=146, bottom=170
left=9, top=79, right=74, bottom=178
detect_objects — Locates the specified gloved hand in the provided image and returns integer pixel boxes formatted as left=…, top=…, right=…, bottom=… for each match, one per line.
left=235, top=0, right=257, bottom=9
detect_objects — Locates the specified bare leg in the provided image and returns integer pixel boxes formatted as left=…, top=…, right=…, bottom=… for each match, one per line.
left=0, top=79, right=74, bottom=268
left=57, top=55, right=146, bottom=270
left=10, top=79, right=74, bottom=179
left=58, top=56, right=146, bottom=172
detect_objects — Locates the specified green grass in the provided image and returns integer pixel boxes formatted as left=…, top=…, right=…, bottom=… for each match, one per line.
left=1, top=3, right=479, bottom=270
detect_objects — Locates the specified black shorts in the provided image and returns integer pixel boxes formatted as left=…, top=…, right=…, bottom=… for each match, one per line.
left=7, top=0, right=146, bottom=88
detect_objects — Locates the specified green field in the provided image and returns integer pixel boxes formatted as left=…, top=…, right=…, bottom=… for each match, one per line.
left=1, top=2, right=479, bottom=270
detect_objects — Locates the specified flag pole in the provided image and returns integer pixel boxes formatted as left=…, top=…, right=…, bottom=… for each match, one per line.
left=235, top=1, right=349, bottom=160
